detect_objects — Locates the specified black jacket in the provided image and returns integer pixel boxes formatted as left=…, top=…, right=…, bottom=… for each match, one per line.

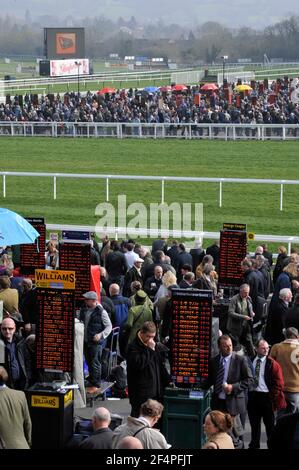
left=0, top=335, right=32, bottom=390
left=189, top=248, right=205, bottom=273
left=206, top=244, right=220, bottom=271
left=79, top=428, right=114, bottom=449
left=176, top=252, right=193, bottom=282
left=105, top=250, right=128, bottom=277
left=273, top=253, right=288, bottom=285
left=79, top=304, right=105, bottom=344
left=283, top=305, right=299, bottom=331
left=243, top=269, right=260, bottom=311
left=127, top=334, right=171, bottom=408
left=268, top=412, right=299, bottom=449
left=144, top=276, right=162, bottom=300
left=19, top=288, right=38, bottom=324
left=123, top=266, right=143, bottom=297
left=265, top=298, right=289, bottom=346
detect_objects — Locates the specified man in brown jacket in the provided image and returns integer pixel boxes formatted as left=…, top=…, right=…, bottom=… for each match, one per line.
left=0, top=276, right=19, bottom=315
left=0, top=366, right=32, bottom=448
left=270, top=327, right=299, bottom=414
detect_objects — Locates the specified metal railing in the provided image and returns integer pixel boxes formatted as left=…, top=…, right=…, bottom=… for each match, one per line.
left=0, top=121, right=299, bottom=141
left=46, top=223, right=299, bottom=254
left=1, top=170, right=299, bottom=212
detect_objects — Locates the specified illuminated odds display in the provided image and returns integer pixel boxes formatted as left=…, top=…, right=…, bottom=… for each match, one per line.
left=59, top=242, right=91, bottom=303
left=36, top=288, right=75, bottom=372
left=20, top=218, right=46, bottom=275
left=170, top=289, right=213, bottom=386
left=218, top=229, right=247, bottom=287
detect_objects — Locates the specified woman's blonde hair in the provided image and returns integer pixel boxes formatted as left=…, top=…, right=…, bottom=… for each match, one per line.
left=283, top=262, right=299, bottom=278
left=162, top=270, right=177, bottom=288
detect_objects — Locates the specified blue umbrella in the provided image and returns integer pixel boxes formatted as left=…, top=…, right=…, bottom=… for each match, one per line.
left=0, top=208, right=40, bottom=246
left=143, top=86, right=159, bottom=93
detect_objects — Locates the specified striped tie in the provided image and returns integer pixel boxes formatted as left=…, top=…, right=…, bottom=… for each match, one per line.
left=254, top=358, right=262, bottom=387
left=214, top=357, right=225, bottom=395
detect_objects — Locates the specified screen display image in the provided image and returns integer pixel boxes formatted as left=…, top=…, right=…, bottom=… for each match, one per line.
left=44, top=28, right=85, bottom=59
left=56, top=33, right=76, bottom=55
left=170, top=289, right=213, bottom=387
left=218, top=229, right=247, bottom=287
left=59, top=242, right=91, bottom=303
left=36, top=289, right=75, bottom=372
left=20, top=217, right=46, bottom=275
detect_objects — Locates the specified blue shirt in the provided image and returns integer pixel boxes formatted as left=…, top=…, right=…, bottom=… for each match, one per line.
left=218, top=354, right=232, bottom=400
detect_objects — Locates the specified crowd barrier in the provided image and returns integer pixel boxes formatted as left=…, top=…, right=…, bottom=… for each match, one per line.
left=0, top=121, right=299, bottom=140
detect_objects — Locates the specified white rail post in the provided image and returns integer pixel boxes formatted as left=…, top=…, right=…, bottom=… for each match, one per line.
left=3, top=174, right=6, bottom=198
left=280, top=183, right=284, bottom=211
left=54, top=176, right=57, bottom=200
left=106, top=177, right=109, bottom=202
left=161, top=179, right=165, bottom=205
left=219, top=181, right=223, bottom=208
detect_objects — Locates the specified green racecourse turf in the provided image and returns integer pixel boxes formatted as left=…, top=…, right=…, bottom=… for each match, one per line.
left=0, top=138, right=299, bottom=250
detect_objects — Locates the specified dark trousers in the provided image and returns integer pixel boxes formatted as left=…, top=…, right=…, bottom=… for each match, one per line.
left=247, top=391, right=275, bottom=448
left=84, top=342, right=103, bottom=387
left=211, top=395, right=228, bottom=413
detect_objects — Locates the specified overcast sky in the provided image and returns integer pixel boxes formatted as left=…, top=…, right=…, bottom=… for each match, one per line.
left=2, top=0, right=299, bottom=29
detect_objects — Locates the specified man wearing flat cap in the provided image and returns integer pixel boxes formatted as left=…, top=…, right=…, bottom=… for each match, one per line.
left=79, top=291, right=112, bottom=391
left=123, top=257, right=144, bottom=298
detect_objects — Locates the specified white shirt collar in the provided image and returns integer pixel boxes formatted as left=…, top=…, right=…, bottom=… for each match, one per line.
left=255, top=355, right=267, bottom=363
left=221, top=354, right=232, bottom=362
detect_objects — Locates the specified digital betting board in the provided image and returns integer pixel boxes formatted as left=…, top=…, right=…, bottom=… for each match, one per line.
left=59, top=242, right=91, bottom=303
left=20, top=218, right=46, bottom=275
left=170, top=289, right=213, bottom=387
left=218, top=229, right=247, bottom=287
left=36, top=288, right=75, bottom=372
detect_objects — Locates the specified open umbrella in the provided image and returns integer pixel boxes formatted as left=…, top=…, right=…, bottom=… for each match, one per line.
left=159, top=86, right=172, bottom=92
left=235, top=84, right=252, bottom=92
left=200, top=83, right=218, bottom=91
left=143, top=86, right=159, bottom=93
left=97, top=87, right=117, bottom=95
left=0, top=208, right=40, bottom=246
left=172, top=84, right=188, bottom=92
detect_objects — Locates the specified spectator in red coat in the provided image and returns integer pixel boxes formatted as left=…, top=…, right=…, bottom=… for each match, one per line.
left=247, top=339, right=286, bottom=449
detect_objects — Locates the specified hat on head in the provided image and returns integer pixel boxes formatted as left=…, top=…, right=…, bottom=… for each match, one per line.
left=83, top=291, right=98, bottom=300
left=134, top=257, right=144, bottom=263
left=136, top=289, right=147, bottom=299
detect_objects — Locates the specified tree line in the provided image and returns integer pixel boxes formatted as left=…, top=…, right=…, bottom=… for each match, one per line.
left=0, top=14, right=299, bottom=63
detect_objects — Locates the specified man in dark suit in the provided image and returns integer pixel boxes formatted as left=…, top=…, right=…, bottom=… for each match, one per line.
left=283, top=297, right=299, bottom=331
left=205, top=335, right=253, bottom=416
left=241, top=258, right=261, bottom=313
left=247, top=339, right=286, bottom=449
left=265, top=288, right=292, bottom=346
left=176, top=244, right=193, bottom=283
left=126, top=321, right=171, bottom=417
left=79, top=407, right=114, bottom=449
left=203, top=335, right=253, bottom=447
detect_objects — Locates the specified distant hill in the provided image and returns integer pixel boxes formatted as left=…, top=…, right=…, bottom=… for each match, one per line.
left=4, top=0, right=299, bottom=29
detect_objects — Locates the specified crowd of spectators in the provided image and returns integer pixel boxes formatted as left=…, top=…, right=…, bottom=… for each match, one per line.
left=1, top=237, right=299, bottom=449
left=1, top=77, right=299, bottom=127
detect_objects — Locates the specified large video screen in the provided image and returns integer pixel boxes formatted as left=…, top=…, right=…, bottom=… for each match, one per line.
left=44, top=28, right=85, bottom=59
